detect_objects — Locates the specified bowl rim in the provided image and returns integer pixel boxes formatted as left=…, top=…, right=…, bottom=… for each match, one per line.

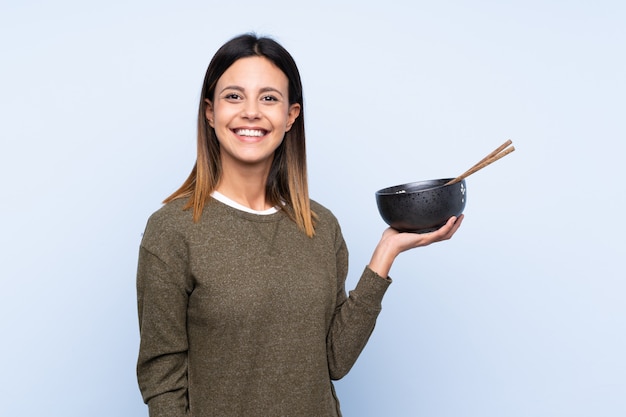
left=375, top=178, right=462, bottom=196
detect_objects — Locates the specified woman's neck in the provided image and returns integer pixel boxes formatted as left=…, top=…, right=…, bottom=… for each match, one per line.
left=216, top=163, right=272, bottom=211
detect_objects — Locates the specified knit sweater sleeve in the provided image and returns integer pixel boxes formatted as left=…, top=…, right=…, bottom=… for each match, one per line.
left=326, top=220, right=391, bottom=380
left=136, top=212, right=192, bottom=417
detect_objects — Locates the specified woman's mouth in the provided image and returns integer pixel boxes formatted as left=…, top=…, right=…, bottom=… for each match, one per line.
left=234, top=128, right=267, bottom=137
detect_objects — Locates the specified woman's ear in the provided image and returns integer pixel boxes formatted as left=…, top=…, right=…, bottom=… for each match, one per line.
left=204, top=99, right=215, bottom=127
left=285, top=103, right=301, bottom=132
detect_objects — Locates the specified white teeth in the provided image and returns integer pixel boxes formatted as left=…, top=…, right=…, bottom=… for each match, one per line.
left=236, top=129, right=264, bottom=137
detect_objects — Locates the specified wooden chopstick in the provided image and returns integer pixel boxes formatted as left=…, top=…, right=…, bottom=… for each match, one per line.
left=446, top=140, right=515, bottom=185
left=467, top=139, right=512, bottom=173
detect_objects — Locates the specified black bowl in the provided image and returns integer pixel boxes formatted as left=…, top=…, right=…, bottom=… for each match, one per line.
left=375, top=178, right=467, bottom=233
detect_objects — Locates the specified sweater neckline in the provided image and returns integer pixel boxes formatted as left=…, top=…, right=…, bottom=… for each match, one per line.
left=211, top=191, right=280, bottom=215
left=209, top=195, right=286, bottom=223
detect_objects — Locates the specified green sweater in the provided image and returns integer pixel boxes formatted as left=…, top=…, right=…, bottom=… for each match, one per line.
left=137, top=198, right=391, bottom=416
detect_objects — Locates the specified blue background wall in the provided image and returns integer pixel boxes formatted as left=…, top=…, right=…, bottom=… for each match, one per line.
left=1, top=1, right=624, bottom=415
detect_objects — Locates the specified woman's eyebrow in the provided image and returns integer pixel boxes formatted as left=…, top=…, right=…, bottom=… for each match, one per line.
left=219, top=85, right=244, bottom=95
left=259, top=87, right=284, bottom=97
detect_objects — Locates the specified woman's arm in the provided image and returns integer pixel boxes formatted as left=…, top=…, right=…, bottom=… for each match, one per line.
left=136, top=218, right=192, bottom=417
left=326, top=215, right=463, bottom=379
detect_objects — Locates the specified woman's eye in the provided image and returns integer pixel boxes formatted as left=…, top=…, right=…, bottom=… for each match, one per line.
left=261, top=95, right=278, bottom=102
left=224, top=93, right=241, bottom=100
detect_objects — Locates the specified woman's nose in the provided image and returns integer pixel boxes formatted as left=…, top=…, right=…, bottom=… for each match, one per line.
left=241, top=100, right=260, bottom=119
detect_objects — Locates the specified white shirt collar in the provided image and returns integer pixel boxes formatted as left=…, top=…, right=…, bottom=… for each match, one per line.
left=211, top=191, right=280, bottom=215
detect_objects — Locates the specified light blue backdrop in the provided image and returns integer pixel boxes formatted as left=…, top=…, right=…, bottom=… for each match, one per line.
left=1, top=1, right=624, bottom=416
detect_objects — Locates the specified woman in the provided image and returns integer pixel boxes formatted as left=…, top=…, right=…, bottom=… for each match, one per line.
left=136, top=33, right=463, bottom=417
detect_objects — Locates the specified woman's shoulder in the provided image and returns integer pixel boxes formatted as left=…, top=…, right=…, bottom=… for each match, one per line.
left=147, top=198, right=192, bottom=225
left=141, top=198, right=194, bottom=244
left=310, top=199, right=336, bottom=221
left=309, top=199, right=344, bottom=236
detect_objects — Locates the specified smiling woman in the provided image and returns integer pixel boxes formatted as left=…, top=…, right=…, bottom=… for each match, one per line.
left=135, top=33, right=463, bottom=417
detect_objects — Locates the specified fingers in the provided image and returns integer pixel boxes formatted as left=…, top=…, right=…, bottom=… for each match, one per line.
left=442, top=214, right=464, bottom=239
left=425, top=214, right=464, bottom=243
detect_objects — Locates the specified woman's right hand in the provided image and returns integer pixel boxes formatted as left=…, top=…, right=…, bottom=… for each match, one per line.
left=367, top=214, right=464, bottom=279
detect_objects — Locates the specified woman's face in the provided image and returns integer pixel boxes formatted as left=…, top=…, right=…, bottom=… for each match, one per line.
left=206, top=56, right=300, bottom=172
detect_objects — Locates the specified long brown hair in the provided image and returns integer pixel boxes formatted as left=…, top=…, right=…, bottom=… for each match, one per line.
left=164, top=33, right=316, bottom=237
